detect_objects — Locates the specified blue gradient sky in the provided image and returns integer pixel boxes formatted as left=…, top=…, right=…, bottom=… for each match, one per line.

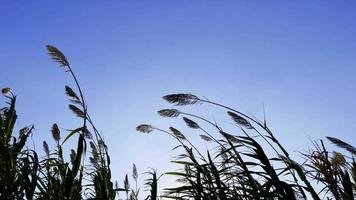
left=1, top=0, right=356, bottom=191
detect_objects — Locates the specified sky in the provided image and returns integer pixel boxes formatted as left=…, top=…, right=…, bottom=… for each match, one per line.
left=1, top=0, right=356, bottom=194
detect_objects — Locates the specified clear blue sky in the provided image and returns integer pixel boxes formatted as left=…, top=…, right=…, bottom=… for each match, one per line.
left=1, top=0, right=356, bottom=191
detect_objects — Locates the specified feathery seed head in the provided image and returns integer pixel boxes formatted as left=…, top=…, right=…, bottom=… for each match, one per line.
left=132, top=164, right=138, bottom=180
left=124, top=174, right=130, bottom=191
left=136, top=124, right=153, bottom=133
left=183, top=117, right=200, bottom=129
left=227, top=111, right=253, bottom=129
left=162, top=93, right=199, bottom=106
left=327, top=136, right=356, bottom=155
left=1, top=88, right=11, bottom=95
left=70, top=149, right=76, bottom=163
left=200, top=135, right=212, bottom=141
left=46, top=45, right=69, bottom=67
left=65, top=85, right=81, bottom=104
left=51, top=123, right=61, bottom=142
left=221, top=131, right=240, bottom=143
left=169, top=127, right=186, bottom=140
left=68, top=104, right=85, bottom=118
left=331, top=151, right=346, bottom=166
left=157, top=109, right=180, bottom=117
left=43, top=141, right=49, bottom=156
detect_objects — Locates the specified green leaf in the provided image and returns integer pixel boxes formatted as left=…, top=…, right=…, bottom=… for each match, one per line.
left=61, top=127, right=85, bottom=145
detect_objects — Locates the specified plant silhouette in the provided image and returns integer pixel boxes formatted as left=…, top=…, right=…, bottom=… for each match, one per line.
left=0, top=46, right=355, bottom=199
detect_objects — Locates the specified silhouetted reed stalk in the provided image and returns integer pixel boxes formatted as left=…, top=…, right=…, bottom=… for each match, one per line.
left=46, top=45, right=118, bottom=199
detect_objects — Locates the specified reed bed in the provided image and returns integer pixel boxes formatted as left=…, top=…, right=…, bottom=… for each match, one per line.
left=0, top=46, right=354, bottom=199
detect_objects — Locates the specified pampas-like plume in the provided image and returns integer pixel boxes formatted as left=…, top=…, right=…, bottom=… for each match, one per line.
left=65, top=85, right=80, bottom=103
left=136, top=124, right=153, bottom=133
left=220, top=131, right=240, bottom=143
left=162, top=94, right=199, bottom=106
left=84, top=131, right=93, bottom=140
left=227, top=111, right=252, bottom=129
left=200, top=135, right=212, bottom=141
left=89, top=141, right=96, bottom=152
left=182, top=117, right=200, bottom=129
left=169, top=127, right=186, bottom=140
left=43, top=141, right=49, bottom=156
left=98, top=139, right=107, bottom=150
left=51, top=123, right=61, bottom=142
left=158, top=109, right=180, bottom=117
left=124, top=174, right=130, bottom=192
left=46, top=45, right=69, bottom=67
left=1, top=87, right=11, bottom=95
left=90, top=141, right=99, bottom=165
left=70, top=149, right=76, bottom=163
left=326, top=136, right=356, bottom=155
left=69, top=104, right=85, bottom=118
left=132, top=164, right=138, bottom=181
